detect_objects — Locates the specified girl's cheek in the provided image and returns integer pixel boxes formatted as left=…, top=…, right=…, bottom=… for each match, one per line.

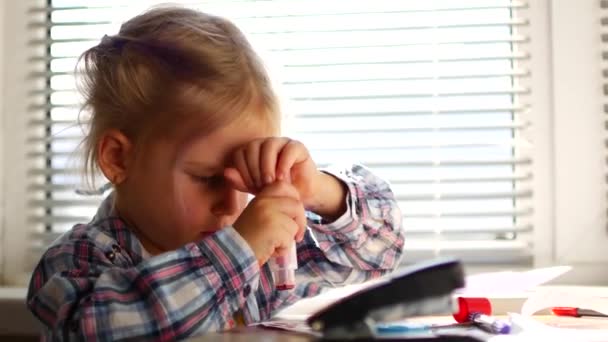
left=171, top=174, right=197, bottom=223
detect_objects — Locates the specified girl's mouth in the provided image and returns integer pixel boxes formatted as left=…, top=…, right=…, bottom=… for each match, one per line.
left=199, top=229, right=221, bottom=239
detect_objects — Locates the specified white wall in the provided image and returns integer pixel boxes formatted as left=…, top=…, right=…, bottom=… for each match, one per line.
left=0, top=0, right=40, bottom=286
left=0, top=0, right=5, bottom=285
left=548, top=0, right=608, bottom=284
left=0, top=0, right=45, bottom=335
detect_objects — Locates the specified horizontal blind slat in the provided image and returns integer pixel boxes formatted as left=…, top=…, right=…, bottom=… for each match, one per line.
left=282, top=106, right=530, bottom=118
left=30, top=68, right=531, bottom=80
left=27, top=122, right=529, bottom=140
left=28, top=189, right=532, bottom=207
left=29, top=142, right=528, bottom=151
left=400, top=240, right=532, bottom=265
left=28, top=102, right=529, bottom=111
left=26, top=106, right=529, bottom=123
left=389, top=173, right=532, bottom=184
left=297, top=122, right=529, bottom=133
left=34, top=1, right=528, bottom=15
left=27, top=158, right=532, bottom=175
left=396, top=190, right=532, bottom=201
left=401, top=208, right=532, bottom=218
left=32, top=20, right=529, bottom=39
left=26, top=173, right=532, bottom=191
left=37, top=37, right=530, bottom=53
left=29, top=52, right=531, bottom=63
left=405, top=224, right=532, bottom=235
left=29, top=216, right=94, bottom=224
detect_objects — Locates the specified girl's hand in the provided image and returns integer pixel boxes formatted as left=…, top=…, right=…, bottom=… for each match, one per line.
left=233, top=181, right=306, bottom=265
left=224, top=138, right=319, bottom=207
left=224, top=137, right=347, bottom=220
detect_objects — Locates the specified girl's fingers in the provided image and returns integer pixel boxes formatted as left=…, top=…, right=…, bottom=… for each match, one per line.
left=260, top=138, right=288, bottom=186
left=257, top=180, right=300, bottom=200
left=224, top=167, right=249, bottom=193
left=245, top=142, right=263, bottom=190
left=296, top=228, right=307, bottom=243
left=258, top=182, right=306, bottom=237
left=276, top=140, right=307, bottom=181
left=233, top=148, right=256, bottom=192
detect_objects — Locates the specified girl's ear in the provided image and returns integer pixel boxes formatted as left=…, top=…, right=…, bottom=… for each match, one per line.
left=97, top=129, right=134, bottom=185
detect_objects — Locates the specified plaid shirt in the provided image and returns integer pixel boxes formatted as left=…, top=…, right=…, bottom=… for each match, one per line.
left=27, top=164, right=404, bottom=341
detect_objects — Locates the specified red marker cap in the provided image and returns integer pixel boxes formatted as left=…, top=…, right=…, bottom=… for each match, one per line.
left=551, top=307, right=579, bottom=317
left=453, top=297, right=492, bottom=323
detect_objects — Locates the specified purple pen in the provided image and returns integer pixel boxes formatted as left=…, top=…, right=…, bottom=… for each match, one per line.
left=469, top=312, right=511, bottom=334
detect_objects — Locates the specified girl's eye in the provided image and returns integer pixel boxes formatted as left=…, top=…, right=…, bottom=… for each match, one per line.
left=197, top=175, right=224, bottom=187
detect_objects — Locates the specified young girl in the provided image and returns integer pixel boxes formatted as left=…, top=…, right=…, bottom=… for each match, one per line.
left=27, top=6, right=404, bottom=341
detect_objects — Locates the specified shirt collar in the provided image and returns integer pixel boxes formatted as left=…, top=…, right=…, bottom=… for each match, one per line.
left=91, top=191, right=152, bottom=263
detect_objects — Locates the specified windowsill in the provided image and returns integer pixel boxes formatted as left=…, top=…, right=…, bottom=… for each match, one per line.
left=0, top=287, right=27, bottom=300
left=0, top=288, right=42, bottom=336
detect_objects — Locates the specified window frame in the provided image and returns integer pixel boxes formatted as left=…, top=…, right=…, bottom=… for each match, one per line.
left=1, top=0, right=46, bottom=286
left=2, top=0, right=608, bottom=286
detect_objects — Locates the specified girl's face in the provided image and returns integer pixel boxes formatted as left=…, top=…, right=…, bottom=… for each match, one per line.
left=115, top=116, right=274, bottom=255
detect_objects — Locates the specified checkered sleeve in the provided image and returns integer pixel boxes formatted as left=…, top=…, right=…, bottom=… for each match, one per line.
left=295, top=163, right=405, bottom=287
left=27, top=226, right=259, bottom=341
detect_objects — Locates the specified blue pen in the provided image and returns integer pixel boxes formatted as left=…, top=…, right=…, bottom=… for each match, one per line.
left=375, top=322, right=432, bottom=334
left=469, top=312, right=511, bottom=334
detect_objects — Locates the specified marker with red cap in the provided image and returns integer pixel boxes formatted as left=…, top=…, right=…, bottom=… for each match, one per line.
left=552, top=307, right=608, bottom=318
left=453, top=297, right=511, bottom=335
left=268, top=241, right=297, bottom=290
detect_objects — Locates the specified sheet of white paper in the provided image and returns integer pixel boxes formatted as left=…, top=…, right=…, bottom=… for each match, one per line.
left=274, top=278, right=385, bottom=320
left=457, top=266, right=572, bottom=297
left=487, top=313, right=608, bottom=342
left=521, top=287, right=608, bottom=316
left=251, top=320, right=321, bottom=337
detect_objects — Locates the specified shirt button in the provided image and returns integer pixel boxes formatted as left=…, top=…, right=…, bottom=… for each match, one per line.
left=69, top=320, right=78, bottom=332
left=243, top=284, right=251, bottom=297
left=105, top=250, right=115, bottom=261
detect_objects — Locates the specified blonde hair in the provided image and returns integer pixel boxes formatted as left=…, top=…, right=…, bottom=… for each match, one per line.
left=77, top=6, right=280, bottom=187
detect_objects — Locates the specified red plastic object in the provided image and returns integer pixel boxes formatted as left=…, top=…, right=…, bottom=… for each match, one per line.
left=551, top=307, right=608, bottom=318
left=551, top=307, right=580, bottom=317
left=453, top=297, right=492, bottom=323
left=276, top=284, right=295, bottom=291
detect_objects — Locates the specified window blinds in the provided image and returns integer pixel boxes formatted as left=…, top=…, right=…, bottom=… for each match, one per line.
left=26, top=0, right=533, bottom=268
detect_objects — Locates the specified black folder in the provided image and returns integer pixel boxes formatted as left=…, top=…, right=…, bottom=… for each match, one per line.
left=305, top=258, right=487, bottom=341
